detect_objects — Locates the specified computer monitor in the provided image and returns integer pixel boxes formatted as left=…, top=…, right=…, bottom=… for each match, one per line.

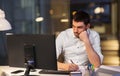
left=7, top=34, right=57, bottom=70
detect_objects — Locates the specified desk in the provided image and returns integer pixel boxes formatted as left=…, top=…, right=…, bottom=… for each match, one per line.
left=0, top=66, right=81, bottom=76
left=95, top=65, right=120, bottom=76
left=0, top=66, right=41, bottom=76
left=0, top=65, right=120, bottom=76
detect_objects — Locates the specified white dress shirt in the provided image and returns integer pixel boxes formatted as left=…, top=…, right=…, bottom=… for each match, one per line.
left=56, top=28, right=103, bottom=66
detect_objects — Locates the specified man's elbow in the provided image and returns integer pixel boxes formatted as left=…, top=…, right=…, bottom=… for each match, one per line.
left=94, top=62, right=101, bottom=68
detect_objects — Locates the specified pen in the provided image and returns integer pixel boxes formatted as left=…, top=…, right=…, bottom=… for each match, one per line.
left=70, top=60, right=74, bottom=64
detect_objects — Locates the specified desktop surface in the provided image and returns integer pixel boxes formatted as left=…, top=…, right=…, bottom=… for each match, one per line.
left=0, top=65, right=120, bottom=76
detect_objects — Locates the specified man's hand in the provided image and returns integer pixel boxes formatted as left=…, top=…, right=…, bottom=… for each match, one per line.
left=79, top=31, right=101, bottom=68
left=57, top=62, right=79, bottom=71
left=64, top=63, right=79, bottom=71
left=79, top=31, right=89, bottom=42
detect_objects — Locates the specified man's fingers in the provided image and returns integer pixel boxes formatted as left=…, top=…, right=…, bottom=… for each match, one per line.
left=69, top=64, right=79, bottom=71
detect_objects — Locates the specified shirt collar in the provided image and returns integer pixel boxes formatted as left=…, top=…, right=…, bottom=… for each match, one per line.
left=71, top=29, right=76, bottom=38
left=87, top=28, right=90, bottom=35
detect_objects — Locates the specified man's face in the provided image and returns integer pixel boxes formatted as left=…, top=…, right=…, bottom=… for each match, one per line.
left=72, top=20, right=89, bottom=38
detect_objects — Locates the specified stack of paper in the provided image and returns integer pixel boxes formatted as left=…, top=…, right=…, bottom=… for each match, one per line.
left=95, top=65, right=120, bottom=76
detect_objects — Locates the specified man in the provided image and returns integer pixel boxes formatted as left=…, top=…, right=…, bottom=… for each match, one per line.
left=56, top=11, right=103, bottom=71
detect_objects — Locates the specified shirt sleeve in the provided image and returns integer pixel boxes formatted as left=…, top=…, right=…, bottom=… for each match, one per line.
left=91, top=32, right=104, bottom=64
left=56, top=32, right=64, bottom=59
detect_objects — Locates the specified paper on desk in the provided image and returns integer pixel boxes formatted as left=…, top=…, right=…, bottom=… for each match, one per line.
left=100, top=65, right=120, bottom=72
left=69, top=66, right=85, bottom=76
left=95, top=65, right=120, bottom=76
left=71, top=66, right=90, bottom=76
left=70, top=71, right=82, bottom=76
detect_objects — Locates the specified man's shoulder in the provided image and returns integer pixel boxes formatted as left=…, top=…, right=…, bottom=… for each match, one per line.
left=88, top=29, right=100, bottom=39
left=64, top=28, right=72, bottom=32
left=60, top=28, right=72, bottom=34
left=57, top=28, right=73, bottom=38
left=88, top=29, right=99, bottom=35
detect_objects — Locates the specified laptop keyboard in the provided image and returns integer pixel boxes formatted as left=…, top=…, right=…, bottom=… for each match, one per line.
left=39, top=69, right=71, bottom=75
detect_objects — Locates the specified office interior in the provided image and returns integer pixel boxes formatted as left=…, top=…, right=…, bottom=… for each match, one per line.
left=0, top=0, right=120, bottom=66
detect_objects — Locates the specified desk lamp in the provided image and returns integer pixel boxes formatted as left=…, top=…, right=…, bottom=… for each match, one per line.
left=0, top=9, right=12, bottom=65
left=0, top=9, right=12, bottom=31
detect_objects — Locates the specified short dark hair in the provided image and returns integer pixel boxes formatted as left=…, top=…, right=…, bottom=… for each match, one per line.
left=73, top=10, right=90, bottom=25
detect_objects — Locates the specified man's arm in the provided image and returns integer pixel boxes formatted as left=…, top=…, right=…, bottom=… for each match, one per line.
left=57, top=61, right=79, bottom=71
left=79, top=31, right=101, bottom=68
left=84, top=40, right=101, bottom=67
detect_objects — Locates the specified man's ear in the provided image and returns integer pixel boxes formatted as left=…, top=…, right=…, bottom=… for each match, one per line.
left=86, top=24, right=90, bottom=29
